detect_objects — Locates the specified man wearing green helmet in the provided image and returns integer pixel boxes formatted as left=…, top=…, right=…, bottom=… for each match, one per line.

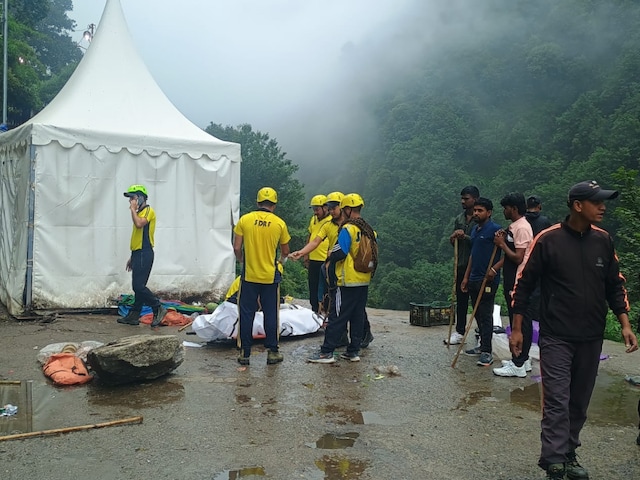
left=118, top=184, right=167, bottom=327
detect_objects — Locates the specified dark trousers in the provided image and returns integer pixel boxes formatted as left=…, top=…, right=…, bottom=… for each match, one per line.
left=503, top=286, right=533, bottom=367
left=131, top=249, right=160, bottom=312
left=238, top=280, right=280, bottom=356
left=308, top=260, right=324, bottom=313
left=537, top=335, right=602, bottom=470
left=363, top=310, right=371, bottom=337
left=455, top=265, right=470, bottom=335
left=321, top=285, right=368, bottom=355
left=468, top=280, right=496, bottom=353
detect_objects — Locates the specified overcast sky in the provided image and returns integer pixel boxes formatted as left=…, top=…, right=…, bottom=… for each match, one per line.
left=69, top=0, right=418, bottom=177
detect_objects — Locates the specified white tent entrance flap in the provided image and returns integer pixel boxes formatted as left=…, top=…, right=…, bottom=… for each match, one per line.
left=0, top=0, right=241, bottom=315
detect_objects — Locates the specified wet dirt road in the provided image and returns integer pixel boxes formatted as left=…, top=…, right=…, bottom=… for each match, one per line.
left=0, top=306, right=639, bottom=480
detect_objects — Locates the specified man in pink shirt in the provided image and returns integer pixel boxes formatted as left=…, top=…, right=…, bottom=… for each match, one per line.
left=492, top=193, right=534, bottom=377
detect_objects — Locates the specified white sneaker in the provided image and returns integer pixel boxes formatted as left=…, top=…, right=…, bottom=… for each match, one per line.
left=447, top=332, right=464, bottom=345
left=493, top=362, right=527, bottom=378
left=501, top=359, right=533, bottom=372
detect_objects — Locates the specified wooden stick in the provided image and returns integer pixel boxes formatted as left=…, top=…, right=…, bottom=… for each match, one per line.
left=0, top=380, right=22, bottom=385
left=0, top=416, right=143, bottom=442
left=178, top=320, right=193, bottom=332
left=451, top=245, right=498, bottom=368
left=446, top=238, right=459, bottom=349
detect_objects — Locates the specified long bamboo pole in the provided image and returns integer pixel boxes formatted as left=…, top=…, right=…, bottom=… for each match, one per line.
left=451, top=245, right=498, bottom=368
left=446, top=238, right=459, bottom=349
left=0, top=416, right=143, bottom=442
left=178, top=320, right=193, bottom=332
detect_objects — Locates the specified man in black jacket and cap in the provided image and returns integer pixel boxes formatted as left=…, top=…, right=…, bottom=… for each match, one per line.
left=525, top=195, right=553, bottom=236
left=511, top=180, right=638, bottom=479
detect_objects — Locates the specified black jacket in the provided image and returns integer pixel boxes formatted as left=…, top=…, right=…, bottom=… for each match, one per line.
left=512, top=220, right=628, bottom=342
left=524, top=211, right=553, bottom=237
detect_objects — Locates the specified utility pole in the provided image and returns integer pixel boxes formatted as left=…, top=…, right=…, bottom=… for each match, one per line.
left=2, top=0, right=7, bottom=125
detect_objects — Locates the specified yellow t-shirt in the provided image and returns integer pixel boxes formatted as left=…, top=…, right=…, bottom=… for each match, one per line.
left=129, top=205, right=156, bottom=251
left=317, top=220, right=341, bottom=256
left=234, top=210, right=291, bottom=284
left=307, top=214, right=331, bottom=261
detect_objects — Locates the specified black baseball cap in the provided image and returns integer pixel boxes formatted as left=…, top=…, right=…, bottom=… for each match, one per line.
left=568, top=180, right=619, bottom=202
left=526, top=195, right=542, bottom=208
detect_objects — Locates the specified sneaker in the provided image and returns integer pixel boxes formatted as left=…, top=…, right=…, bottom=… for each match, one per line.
left=464, top=346, right=482, bottom=356
left=500, top=358, right=533, bottom=371
left=361, top=331, right=374, bottom=348
left=447, top=332, right=464, bottom=345
left=117, top=311, right=140, bottom=325
left=267, top=350, right=284, bottom=365
left=151, top=305, right=168, bottom=327
left=493, top=361, right=526, bottom=377
left=307, top=352, right=336, bottom=364
left=237, top=355, right=250, bottom=366
left=477, top=352, right=493, bottom=366
left=339, top=352, right=360, bottom=362
left=546, top=463, right=566, bottom=480
left=566, top=451, right=589, bottom=479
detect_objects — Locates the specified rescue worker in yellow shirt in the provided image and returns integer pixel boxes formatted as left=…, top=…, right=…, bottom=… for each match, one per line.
left=118, top=184, right=167, bottom=327
left=233, top=187, right=291, bottom=366
left=308, top=193, right=374, bottom=363
left=305, top=195, right=332, bottom=314
left=290, top=191, right=344, bottom=314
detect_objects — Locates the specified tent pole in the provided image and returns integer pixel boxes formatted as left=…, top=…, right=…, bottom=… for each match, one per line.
left=24, top=141, right=35, bottom=311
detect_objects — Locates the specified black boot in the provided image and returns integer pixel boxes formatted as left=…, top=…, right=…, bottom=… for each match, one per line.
left=361, top=329, right=374, bottom=348
left=566, top=451, right=589, bottom=479
left=545, top=463, right=566, bottom=480
left=151, top=305, right=168, bottom=327
left=117, top=309, right=141, bottom=325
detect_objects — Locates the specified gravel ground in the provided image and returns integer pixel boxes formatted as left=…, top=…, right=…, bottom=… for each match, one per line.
left=0, top=303, right=638, bottom=480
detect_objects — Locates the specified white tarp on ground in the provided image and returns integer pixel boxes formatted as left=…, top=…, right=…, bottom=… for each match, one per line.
left=192, top=302, right=324, bottom=341
left=0, top=0, right=240, bottom=315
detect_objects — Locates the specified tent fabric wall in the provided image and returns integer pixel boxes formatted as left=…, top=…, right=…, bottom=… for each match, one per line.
left=26, top=142, right=236, bottom=310
left=0, top=140, right=31, bottom=314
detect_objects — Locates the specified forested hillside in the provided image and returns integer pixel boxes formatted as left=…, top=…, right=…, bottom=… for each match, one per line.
left=318, top=0, right=640, bottom=321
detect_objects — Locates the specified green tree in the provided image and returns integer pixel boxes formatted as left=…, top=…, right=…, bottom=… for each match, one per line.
left=1, top=0, right=81, bottom=126
left=611, top=168, right=640, bottom=332
left=204, top=123, right=306, bottom=229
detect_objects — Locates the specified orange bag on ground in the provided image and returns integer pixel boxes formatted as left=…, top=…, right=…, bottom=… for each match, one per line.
left=140, top=310, right=192, bottom=327
left=43, top=353, right=93, bottom=386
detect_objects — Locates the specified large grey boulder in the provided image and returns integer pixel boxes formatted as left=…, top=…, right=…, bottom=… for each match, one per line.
left=87, top=334, right=184, bottom=385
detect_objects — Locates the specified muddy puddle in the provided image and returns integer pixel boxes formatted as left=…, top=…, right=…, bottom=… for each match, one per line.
left=3, top=368, right=636, bottom=438
left=456, top=370, right=639, bottom=426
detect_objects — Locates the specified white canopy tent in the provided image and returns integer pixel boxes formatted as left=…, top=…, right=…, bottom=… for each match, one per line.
left=0, top=0, right=241, bottom=315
